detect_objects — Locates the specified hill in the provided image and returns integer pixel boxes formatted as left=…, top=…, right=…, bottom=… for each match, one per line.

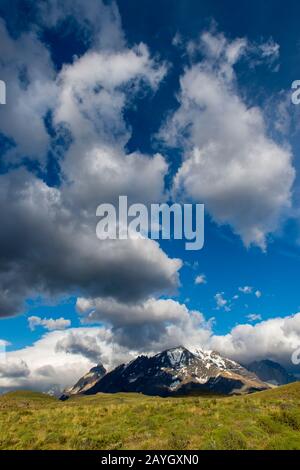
left=0, top=382, right=300, bottom=450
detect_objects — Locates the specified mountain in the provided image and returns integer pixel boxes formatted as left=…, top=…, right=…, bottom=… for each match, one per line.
left=60, top=364, right=106, bottom=400
left=246, top=359, right=297, bottom=386
left=64, top=346, right=269, bottom=399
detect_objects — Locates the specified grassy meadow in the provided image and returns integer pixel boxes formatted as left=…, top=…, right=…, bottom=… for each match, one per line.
left=0, top=382, right=300, bottom=450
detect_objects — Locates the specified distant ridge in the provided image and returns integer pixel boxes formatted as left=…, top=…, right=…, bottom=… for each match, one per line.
left=246, top=359, right=297, bottom=386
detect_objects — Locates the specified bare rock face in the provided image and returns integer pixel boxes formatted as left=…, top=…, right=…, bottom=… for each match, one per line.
left=76, top=346, right=269, bottom=398
left=60, top=364, right=106, bottom=400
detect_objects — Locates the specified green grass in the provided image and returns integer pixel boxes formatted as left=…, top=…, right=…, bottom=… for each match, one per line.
left=0, top=383, right=300, bottom=450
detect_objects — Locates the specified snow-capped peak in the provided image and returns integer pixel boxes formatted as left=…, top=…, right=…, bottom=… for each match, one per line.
left=154, top=346, right=194, bottom=369
left=61, top=346, right=269, bottom=400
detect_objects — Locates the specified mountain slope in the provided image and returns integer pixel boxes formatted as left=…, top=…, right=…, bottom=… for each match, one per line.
left=83, top=346, right=269, bottom=397
left=246, top=359, right=297, bottom=386
left=60, top=364, right=106, bottom=400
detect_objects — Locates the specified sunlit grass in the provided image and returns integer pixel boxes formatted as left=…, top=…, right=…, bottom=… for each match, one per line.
left=0, top=383, right=299, bottom=450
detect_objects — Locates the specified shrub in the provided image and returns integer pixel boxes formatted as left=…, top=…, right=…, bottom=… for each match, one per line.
left=274, top=410, right=300, bottom=430
left=168, top=432, right=190, bottom=450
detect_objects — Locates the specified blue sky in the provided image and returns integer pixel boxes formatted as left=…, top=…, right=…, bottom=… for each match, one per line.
left=1, top=0, right=300, bottom=392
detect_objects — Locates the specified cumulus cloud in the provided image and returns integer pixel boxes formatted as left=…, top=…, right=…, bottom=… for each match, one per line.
left=76, top=296, right=210, bottom=351
left=53, top=43, right=167, bottom=165
left=0, top=0, right=128, bottom=164
left=0, top=360, right=30, bottom=378
left=160, top=29, right=295, bottom=249
left=55, top=332, right=103, bottom=362
left=28, top=316, right=71, bottom=331
left=0, top=329, right=100, bottom=393
left=0, top=166, right=181, bottom=317
left=211, top=313, right=300, bottom=370
left=0, top=18, right=57, bottom=164
left=0, top=5, right=181, bottom=318
left=77, top=296, right=193, bottom=327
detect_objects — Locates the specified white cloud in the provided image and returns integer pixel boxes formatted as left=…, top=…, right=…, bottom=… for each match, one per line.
left=0, top=19, right=57, bottom=164
left=214, top=292, right=230, bottom=311
left=77, top=296, right=193, bottom=327
left=257, top=38, right=280, bottom=69
left=259, top=39, right=280, bottom=58
left=0, top=329, right=99, bottom=393
left=76, top=297, right=211, bottom=352
left=0, top=0, right=131, bottom=164
left=160, top=30, right=295, bottom=250
left=239, top=286, right=253, bottom=294
left=54, top=43, right=167, bottom=145
left=246, top=313, right=262, bottom=322
left=28, top=316, right=71, bottom=331
left=195, top=274, right=207, bottom=285
left=238, top=287, right=262, bottom=298
left=211, top=312, right=300, bottom=369
left=0, top=360, right=30, bottom=378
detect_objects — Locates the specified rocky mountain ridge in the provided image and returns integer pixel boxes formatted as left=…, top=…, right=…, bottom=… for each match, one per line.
left=60, top=364, right=106, bottom=400
left=61, top=346, right=270, bottom=399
